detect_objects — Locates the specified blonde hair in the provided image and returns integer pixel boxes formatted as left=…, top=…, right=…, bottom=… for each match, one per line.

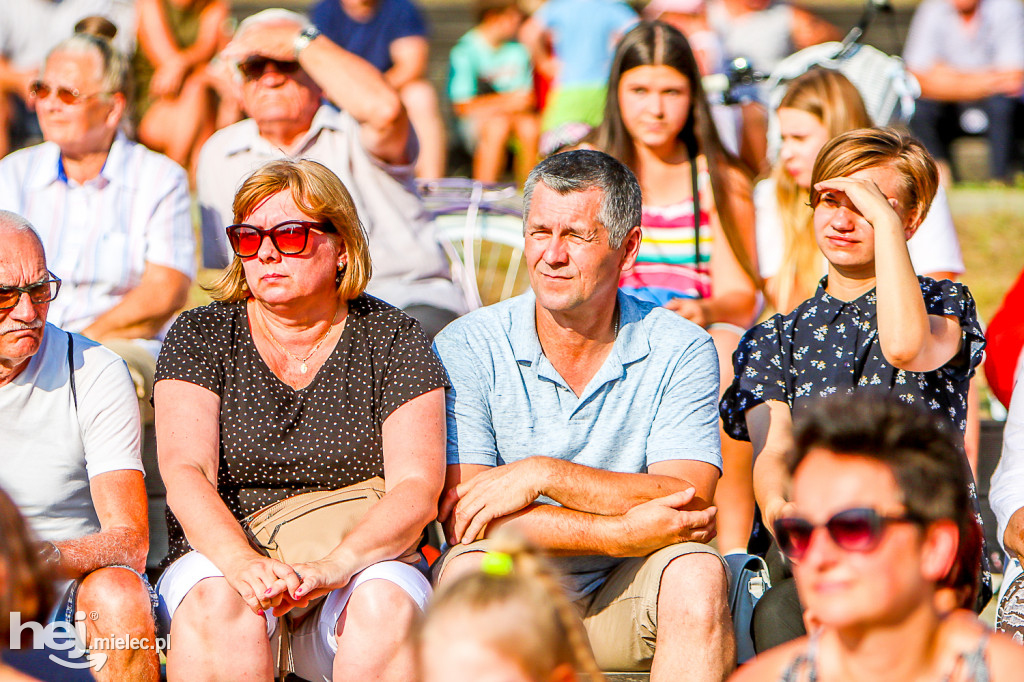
left=771, top=68, right=871, bottom=312
left=810, top=127, right=938, bottom=230
left=207, top=159, right=372, bottom=302
left=419, top=536, right=604, bottom=682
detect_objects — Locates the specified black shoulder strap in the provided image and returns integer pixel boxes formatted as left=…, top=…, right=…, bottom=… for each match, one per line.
left=691, top=154, right=702, bottom=268
left=67, top=332, right=77, bottom=410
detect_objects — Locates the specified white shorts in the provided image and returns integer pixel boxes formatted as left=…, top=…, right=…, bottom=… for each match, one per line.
left=156, top=551, right=431, bottom=682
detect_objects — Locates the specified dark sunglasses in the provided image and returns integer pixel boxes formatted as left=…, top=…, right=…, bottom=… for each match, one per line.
left=29, top=80, right=105, bottom=105
left=226, top=220, right=335, bottom=258
left=773, top=507, right=919, bottom=561
left=238, top=56, right=302, bottom=81
left=0, top=272, right=62, bottom=310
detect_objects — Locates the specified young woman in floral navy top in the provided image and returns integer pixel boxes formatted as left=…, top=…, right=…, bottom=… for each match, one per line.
left=721, top=128, right=987, bottom=618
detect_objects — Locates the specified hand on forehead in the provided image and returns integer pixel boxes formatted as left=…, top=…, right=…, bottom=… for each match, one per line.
left=222, top=15, right=305, bottom=67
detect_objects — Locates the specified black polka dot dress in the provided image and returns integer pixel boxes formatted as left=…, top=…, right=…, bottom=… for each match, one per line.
left=154, top=294, right=450, bottom=565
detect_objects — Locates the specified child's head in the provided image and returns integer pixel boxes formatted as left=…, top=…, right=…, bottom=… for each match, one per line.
left=810, top=127, right=939, bottom=233
left=418, top=539, right=602, bottom=682
left=476, top=0, right=524, bottom=34
left=0, top=488, right=52, bottom=649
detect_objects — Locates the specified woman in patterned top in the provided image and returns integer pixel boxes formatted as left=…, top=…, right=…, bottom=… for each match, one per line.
left=721, top=128, right=987, bottom=619
left=731, top=397, right=1024, bottom=682
left=588, top=20, right=761, bottom=554
left=153, top=159, right=449, bottom=681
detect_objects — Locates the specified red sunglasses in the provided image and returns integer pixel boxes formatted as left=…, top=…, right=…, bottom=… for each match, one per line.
left=226, top=220, right=335, bottom=258
left=773, top=507, right=920, bottom=561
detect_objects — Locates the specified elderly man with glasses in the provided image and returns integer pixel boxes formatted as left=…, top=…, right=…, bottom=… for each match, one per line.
left=0, top=211, right=158, bottom=681
left=0, top=27, right=195, bottom=422
left=196, top=8, right=465, bottom=338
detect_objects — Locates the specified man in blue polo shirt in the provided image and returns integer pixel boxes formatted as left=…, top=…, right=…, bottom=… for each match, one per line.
left=433, top=150, right=734, bottom=681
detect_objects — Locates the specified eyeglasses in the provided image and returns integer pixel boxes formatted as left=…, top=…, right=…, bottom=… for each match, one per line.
left=773, top=507, right=919, bottom=561
left=28, top=80, right=106, bottom=105
left=237, top=56, right=302, bottom=82
left=0, top=272, right=62, bottom=310
left=226, top=220, right=335, bottom=258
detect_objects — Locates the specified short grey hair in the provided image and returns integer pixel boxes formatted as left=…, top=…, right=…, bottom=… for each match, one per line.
left=522, top=150, right=642, bottom=248
left=0, top=211, right=45, bottom=258
left=47, top=33, right=129, bottom=96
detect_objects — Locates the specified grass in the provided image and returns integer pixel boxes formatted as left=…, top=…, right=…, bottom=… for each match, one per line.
left=951, top=187, right=1024, bottom=322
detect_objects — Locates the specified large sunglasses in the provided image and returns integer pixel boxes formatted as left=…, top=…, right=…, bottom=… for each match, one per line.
left=237, top=56, right=302, bottom=82
left=0, top=271, right=62, bottom=310
left=226, top=220, right=335, bottom=258
left=28, top=80, right=105, bottom=105
left=773, top=507, right=919, bottom=561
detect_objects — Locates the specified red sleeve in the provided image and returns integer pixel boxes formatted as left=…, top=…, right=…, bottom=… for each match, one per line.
left=984, top=267, right=1024, bottom=408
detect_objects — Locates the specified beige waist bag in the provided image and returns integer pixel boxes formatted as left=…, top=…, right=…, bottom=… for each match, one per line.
left=241, top=476, right=420, bottom=675
left=242, top=476, right=387, bottom=564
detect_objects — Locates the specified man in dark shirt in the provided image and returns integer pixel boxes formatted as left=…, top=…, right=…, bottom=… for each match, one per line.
left=311, top=0, right=447, bottom=178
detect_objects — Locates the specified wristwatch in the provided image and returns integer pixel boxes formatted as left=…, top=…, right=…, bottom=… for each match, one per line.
left=293, top=26, right=321, bottom=58
left=38, top=541, right=61, bottom=568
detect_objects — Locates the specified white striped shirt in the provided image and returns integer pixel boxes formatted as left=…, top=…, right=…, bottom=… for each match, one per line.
left=0, top=133, right=195, bottom=344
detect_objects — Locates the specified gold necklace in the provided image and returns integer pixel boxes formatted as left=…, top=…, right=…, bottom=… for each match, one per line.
left=256, top=303, right=342, bottom=374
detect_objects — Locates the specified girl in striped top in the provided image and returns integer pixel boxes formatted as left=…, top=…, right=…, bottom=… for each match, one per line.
left=589, top=20, right=761, bottom=555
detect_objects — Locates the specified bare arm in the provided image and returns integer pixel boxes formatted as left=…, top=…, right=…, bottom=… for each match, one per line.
left=137, top=0, right=227, bottom=69
left=790, top=6, right=842, bottom=50
left=385, top=35, right=429, bottom=90
left=137, top=0, right=229, bottom=97
left=0, top=56, right=34, bottom=97
left=666, top=162, right=759, bottom=328
left=271, top=389, right=446, bottom=612
left=911, top=64, right=1024, bottom=102
left=453, top=90, right=535, bottom=118
left=518, top=16, right=557, bottom=80
left=81, top=263, right=190, bottom=341
left=706, top=163, right=759, bottom=327
left=748, top=401, right=796, bottom=533
left=55, top=470, right=149, bottom=577
left=156, top=379, right=299, bottom=614
left=221, top=22, right=410, bottom=164
left=819, top=176, right=963, bottom=372
left=439, top=459, right=718, bottom=554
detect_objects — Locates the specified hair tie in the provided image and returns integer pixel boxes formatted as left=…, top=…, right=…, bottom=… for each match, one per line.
left=481, top=551, right=514, bottom=576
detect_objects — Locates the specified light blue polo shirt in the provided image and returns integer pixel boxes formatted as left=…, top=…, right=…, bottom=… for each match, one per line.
left=434, top=290, right=721, bottom=599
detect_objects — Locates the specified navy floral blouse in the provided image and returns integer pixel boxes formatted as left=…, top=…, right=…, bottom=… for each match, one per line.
left=720, top=276, right=985, bottom=441
left=720, top=276, right=991, bottom=611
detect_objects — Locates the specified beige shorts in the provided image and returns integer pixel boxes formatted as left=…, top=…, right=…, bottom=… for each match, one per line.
left=434, top=540, right=724, bottom=672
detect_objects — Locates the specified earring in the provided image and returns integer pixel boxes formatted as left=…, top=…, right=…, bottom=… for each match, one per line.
left=336, top=262, right=346, bottom=286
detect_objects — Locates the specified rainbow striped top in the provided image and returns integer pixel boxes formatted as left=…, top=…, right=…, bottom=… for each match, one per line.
left=620, top=169, right=712, bottom=306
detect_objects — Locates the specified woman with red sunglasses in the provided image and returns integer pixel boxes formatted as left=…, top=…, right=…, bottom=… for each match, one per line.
left=152, top=158, right=448, bottom=681
left=732, top=396, right=1024, bottom=682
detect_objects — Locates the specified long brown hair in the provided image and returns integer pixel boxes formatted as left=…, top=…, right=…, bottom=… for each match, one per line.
left=771, top=68, right=871, bottom=311
left=590, top=20, right=758, bottom=287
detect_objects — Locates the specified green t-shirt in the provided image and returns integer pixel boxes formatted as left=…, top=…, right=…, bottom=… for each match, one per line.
left=447, top=28, right=533, bottom=104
